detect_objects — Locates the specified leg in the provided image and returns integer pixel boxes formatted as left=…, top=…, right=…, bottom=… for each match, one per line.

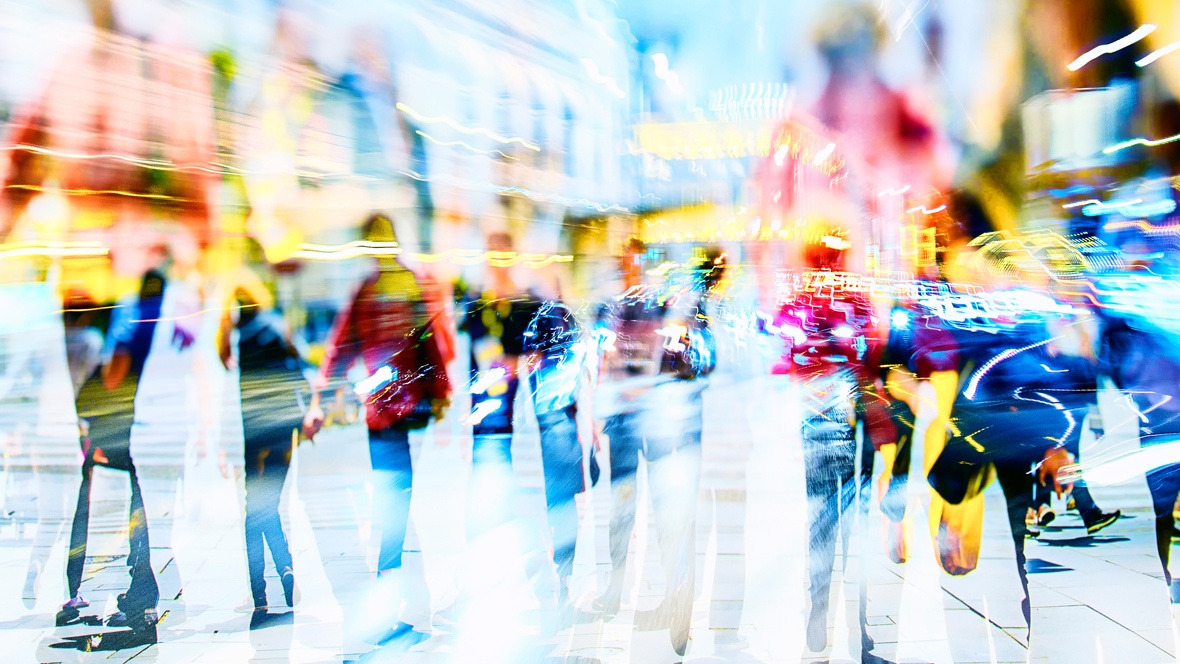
left=65, top=461, right=94, bottom=601
left=467, top=379, right=517, bottom=542
left=122, top=466, right=160, bottom=621
left=369, top=427, right=413, bottom=574
left=598, top=413, right=642, bottom=615
left=994, top=461, right=1035, bottom=627
left=1146, top=464, right=1180, bottom=589
left=801, top=373, right=857, bottom=652
left=259, top=442, right=294, bottom=583
left=537, top=407, right=583, bottom=580
left=243, top=449, right=269, bottom=608
left=648, top=434, right=702, bottom=656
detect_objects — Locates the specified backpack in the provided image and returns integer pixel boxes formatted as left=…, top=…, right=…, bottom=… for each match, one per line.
left=350, top=274, right=452, bottom=430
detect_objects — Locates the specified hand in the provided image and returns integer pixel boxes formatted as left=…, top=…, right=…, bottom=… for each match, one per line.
left=303, top=404, right=325, bottom=441
left=1037, top=446, right=1075, bottom=498
left=173, top=326, right=196, bottom=351
left=217, top=448, right=230, bottom=479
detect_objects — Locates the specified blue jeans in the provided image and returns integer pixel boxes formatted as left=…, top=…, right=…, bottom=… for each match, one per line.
left=537, top=407, right=583, bottom=578
left=369, top=427, right=413, bottom=572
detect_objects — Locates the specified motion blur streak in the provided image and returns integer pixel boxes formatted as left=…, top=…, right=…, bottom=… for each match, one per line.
left=8, top=1, right=1180, bottom=663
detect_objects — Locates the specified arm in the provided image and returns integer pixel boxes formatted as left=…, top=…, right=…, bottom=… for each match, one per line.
left=303, top=284, right=365, bottom=439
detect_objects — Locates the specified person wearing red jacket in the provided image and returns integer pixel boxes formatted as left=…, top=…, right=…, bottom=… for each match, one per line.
left=302, top=214, right=451, bottom=644
left=771, top=236, right=882, bottom=657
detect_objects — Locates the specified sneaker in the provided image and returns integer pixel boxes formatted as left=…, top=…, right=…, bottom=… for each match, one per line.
left=235, top=595, right=269, bottom=613
left=1037, top=505, right=1056, bottom=527
left=1085, top=510, right=1121, bottom=535
left=281, top=568, right=299, bottom=608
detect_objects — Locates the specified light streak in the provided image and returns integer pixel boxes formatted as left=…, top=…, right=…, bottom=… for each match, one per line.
left=964, top=337, right=1059, bottom=400
left=655, top=323, right=688, bottom=352
left=465, top=399, right=503, bottom=425
left=354, top=366, right=394, bottom=396
left=5, top=184, right=185, bottom=201
left=469, top=367, right=507, bottom=395
left=1062, top=199, right=1103, bottom=209
left=294, top=241, right=402, bottom=260
left=1136, top=40, right=1180, bottom=67
left=1103, top=131, right=1180, bottom=155
left=812, top=142, right=835, bottom=165
left=293, top=244, right=572, bottom=267
left=0, top=241, right=108, bottom=259
left=1066, top=24, right=1155, bottom=71
left=580, top=58, right=626, bottom=98
left=415, top=131, right=516, bottom=160
left=1082, top=199, right=1175, bottom=217
left=877, top=185, right=911, bottom=198
left=906, top=204, right=947, bottom=215
left=395, top=103, right=540, bottom=151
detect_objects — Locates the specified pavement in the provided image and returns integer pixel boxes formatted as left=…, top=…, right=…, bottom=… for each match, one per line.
left=0, top=309, right=1178, bottom=663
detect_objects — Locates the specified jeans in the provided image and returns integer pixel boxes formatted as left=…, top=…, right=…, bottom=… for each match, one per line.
left=603, top=406, right=702, bottom=617
left=799, top=371, right=872, bottom=645
left=537, top=406, right=583, bottom=578
left=66, top=409, right=159, bottom=615
left=243, top=436, right=294, bottom=606
left=369, top=426, right=414, bottom=572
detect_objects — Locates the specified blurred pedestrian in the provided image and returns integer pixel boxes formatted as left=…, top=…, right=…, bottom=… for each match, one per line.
left=302, top=213, right=452, bottom=644
left=57, top=269, right=174, bottom=642
left=217, top=237, right=308, bottom=622
left=591, top=239, right=717, bottom=656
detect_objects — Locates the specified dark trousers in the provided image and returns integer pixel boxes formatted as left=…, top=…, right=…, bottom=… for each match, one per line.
left=1131, top=394, right=1180, bottom=585
left=66, top=417, right=159, bottom=614
left=993, top=460, right=1036, bottom=625
left=536, top=407, right=583, bottom=578
left=604, top=410, right=701, bottom=613
left=243, top=435, right=294, bottom=606
left=369, top=426, right=413, bottom=572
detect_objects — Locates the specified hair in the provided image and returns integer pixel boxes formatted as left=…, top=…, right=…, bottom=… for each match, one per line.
left=141, top=268, right=166, bottom=299
left=362, top=213, right=398, bottom=244
left=487, top=231, right=514, bottom=252
left=814, top=4, right=886, bottom=60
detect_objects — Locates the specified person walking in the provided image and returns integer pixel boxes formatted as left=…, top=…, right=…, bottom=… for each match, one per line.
left=302, top=214, right=452, bottom=644
left=217, top=237, right=308, bottom=623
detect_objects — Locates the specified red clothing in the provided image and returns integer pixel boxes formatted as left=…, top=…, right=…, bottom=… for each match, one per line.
left=771, top=283, right=880, bottom=384
left=316, top=268, right=452, bottom=430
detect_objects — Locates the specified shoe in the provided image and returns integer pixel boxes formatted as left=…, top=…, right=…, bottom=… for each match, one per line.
left=106, top=607, right=159, bottom=643
left=235, top=595, right=269, bottom=613
left=806, top=603, right=827, bottom=652
left=1037, top=505, right=1056, bottom=527
left=668, top=586, right=691, bottom=657
left=23, top=559, right=42, bottom=609
left=56, top=595, right=89, bottom=626
left=593, top=582, right=622, bottom=619
left=281, top=568, right=299, bottom=607
left=1085, top=510, right=1121, bottom=535
left=1067, top=497, right=1077, bottom=511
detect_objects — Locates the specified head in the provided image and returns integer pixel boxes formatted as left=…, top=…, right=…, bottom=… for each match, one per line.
left=696, top=246, right=728, bottom=294
left=363, top=213, right=398, bottom=244
left=620, top=237, right=647, bottom=288
left=815, top=4, right=885, bottom=78
left=487, top=231, right=514, bottom=254
left=363, top=213, right=402, bottom=270
left=141, top=269, right=166, bottom=300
